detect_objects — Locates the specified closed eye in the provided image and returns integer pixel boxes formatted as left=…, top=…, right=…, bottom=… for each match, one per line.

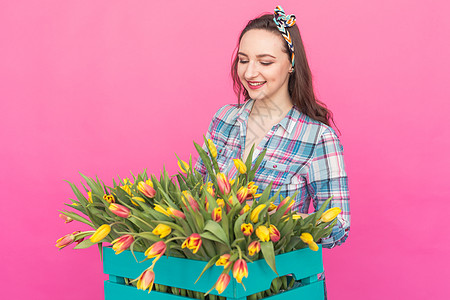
left=238, top=60, right=273, bottom=66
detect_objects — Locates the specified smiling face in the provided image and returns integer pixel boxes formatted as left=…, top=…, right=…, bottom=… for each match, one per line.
left=237, top=29, right=292, bottom=103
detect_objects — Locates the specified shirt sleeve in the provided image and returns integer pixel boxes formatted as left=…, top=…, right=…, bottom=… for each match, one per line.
left=306, top=127, right=350, bottom=249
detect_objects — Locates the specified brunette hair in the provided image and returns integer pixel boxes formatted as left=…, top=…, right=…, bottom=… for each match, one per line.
left=231, top=13, right=339, bottom=131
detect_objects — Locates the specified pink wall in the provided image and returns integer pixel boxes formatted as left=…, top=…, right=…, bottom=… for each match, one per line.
left=1, top=1, right=449, bottom=299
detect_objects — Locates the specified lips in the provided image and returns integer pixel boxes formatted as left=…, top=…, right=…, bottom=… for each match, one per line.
left=247, top=81, right=266, bottom=90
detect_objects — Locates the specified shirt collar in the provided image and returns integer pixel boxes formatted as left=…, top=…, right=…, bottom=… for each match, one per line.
left=236, top=98, right=299, bottom=135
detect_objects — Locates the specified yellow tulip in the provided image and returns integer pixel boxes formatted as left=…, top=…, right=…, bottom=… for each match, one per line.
left=215, top=254, right=232, bottom=268
left=177, top=160, right=190, bottom=173
left=131, top=196, right=145, bottom=206
left=232, top=259, right=248, bottom=283
left=87, top=191, right=93, bottom=203
left=212, top=207, right=223, bottom=222
left=207, top=139, right=217, bottom=158
left=145, top=179, right=153, bottom=187
left=241, top=223, right=253, bottom=236
left=308, top=241, right=319, bottom=251
left=103, top=194, right=115, bottom=204
left=248, top=240, right=261, bottom=256
left=136, top=268, right=155, bottom=293
left=250, top=204, right=266, bottom=223
left=215, top=273, right=230, bottom=294
left=233, top=158, right=247, bottom=174
left=240, top=204, right=250, bottom=215
left=120, top=185, right=132, bottom=196
left=300, top=232, right=314, bottom=244
left=319, top=207, right=342, bottom=223
left=216, top=198, right=225, bottom=207
left=90, top=224, right=111, bottom=243
left=154, top=204, right=171, bottom=217
left=152, top=224, right=172, bottom=238
left=255, top=225, right=270, bottom=242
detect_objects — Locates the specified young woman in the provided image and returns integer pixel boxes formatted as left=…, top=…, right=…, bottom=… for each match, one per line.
left=194, top=6, right=350, bottom=298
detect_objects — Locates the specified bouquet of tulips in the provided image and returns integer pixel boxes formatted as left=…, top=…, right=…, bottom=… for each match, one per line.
left=56, top=137, right=341, bottom=299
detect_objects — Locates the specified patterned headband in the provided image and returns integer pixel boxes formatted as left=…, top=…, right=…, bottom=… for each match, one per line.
left=273, top=5, right=296, bottom=68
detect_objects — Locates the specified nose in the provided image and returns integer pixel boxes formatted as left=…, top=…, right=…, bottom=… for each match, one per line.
left=244, top=61, right=259, bottom=79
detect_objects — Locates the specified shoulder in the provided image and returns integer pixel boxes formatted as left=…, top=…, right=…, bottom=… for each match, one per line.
left=293, top=111, right=342, bottom=149
left=211, top=103, right=241, bottom=121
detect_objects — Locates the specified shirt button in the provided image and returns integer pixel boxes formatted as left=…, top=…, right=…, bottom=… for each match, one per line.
left=273, top=165, right=277, bottom=168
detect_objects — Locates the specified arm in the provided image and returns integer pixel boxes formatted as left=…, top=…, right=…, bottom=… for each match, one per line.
left=306, top=128, right=350, bottom=249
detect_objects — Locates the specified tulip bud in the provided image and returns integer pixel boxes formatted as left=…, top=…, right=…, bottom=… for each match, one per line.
left=236, top=187, right=249, bottom=204
left=308, top=241, right=319, bottom=251
left=269, top=224, right=280, bottom=242
left=240, top=204, right=250, bottom=215
left=56, top=232, right=76, bottom=249
left=59, top=214, right=73, bottom=223
left=145, top=241, right=167, bottom=261
left=212, top=207, right=222, bottom=222
left=167, top=207, right=186, bottom=219
left=250, top=204, right=266, bottom=223
left=215, top=254, right=232, bottom=268
left=241, top=223, right=253, bottom=236
left=248, top=240, right=261, bottom=256
left=131, top=196, right=145, bottom=206
left=90, top=224, right=111, bottom=243
left=215, top=273, right=231, bottom=294
left=232, top=259, right=248, bottom=283
left=276, top=196, right=294, bottom=215
left=268, top=202, right=277, bottom=212
left=216, top=198, right=225, bottom=207
left=136, top=268, right=155, bottom=293
left=111, top=234, right=134, bottom=255
left=154, top=204, right=171, bottom=217
left=177, top=159, right=190, bottom=173
left=138, top=181, right=156, bottom=198
left=120, top=185, right=132, bottom=196
left=182, top=233, right=202, bottom=254
left=152, top=224, right=172, bottom=238
left=319, top=207, right=342, bottom=223
left=216, top=173, right=231, bottom=195
left=233, top=158, right=247, bottom=174
left=255, top=225, right=270, bottom=242
left=245, top=181, right=258, bottom=200
left=103, top=194, right=115, bottom=204
left=300, top=232, right=314, bottom=244
left=207, top=139, right=217, bottom=158
left=87, top=191, right=93, bottom=203
left=182, top=191, right=199, bottom=212
left=109, top=203, right=131, bottom=218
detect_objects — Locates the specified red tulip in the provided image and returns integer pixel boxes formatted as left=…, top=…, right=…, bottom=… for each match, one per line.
left=217, top=173, right=231, bottom=195
left=109, top=203, right=131, bottom=218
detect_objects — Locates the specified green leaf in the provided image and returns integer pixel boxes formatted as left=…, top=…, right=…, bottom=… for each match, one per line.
left=58, top=210, right=94, bottom=227
left=203, top=220, right=229, bottom=246
left=136, top=232, right=161, bottom=243
left=200, top=231, right=228, bottom=246
left=74, top=238, right=97, bottom=249
left=195, top=255, right=220, bottom=283
left=260, top=242, right=278, bottom=275
left=98, top=243, right=103, bottom=261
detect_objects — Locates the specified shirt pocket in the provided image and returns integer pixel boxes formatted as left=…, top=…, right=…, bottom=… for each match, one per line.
left=258, top=161, right=292, bottom=188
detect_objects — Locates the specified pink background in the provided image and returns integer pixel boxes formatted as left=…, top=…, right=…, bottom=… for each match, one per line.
left=1, top=1, right=449, bottom=299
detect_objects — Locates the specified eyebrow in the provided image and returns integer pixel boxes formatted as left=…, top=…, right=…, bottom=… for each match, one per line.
left=238, top=52, right=276, bottom=59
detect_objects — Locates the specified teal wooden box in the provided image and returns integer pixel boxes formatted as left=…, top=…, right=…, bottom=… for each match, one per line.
left=103, top=245, right=324, bottom=300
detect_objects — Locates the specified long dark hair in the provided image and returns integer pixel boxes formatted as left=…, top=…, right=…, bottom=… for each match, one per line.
left=231, top=13, right=338, bottom=131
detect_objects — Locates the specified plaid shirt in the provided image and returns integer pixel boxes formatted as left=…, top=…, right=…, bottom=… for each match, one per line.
left=194, top=99, right=350, bottom=249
